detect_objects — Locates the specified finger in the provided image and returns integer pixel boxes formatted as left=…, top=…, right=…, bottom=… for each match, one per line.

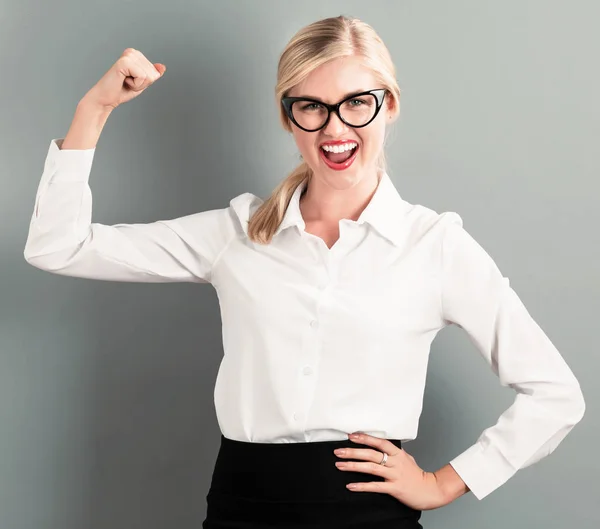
left=335, top=447, right=389, bottom=465
left=120, top=53, right=149, bottom=91
left=123, top=50, right=159, bottom=91
left=153, top=63, right=166, bottom=76
left=347, top=480, right=394, bottom=494
left=335, top=460, right=392, bottom=478
left=349, top=433, right=402, bottom=457
left=129, top=51, right=159, bottom=85
left=131, top=49, right=162, bottom=82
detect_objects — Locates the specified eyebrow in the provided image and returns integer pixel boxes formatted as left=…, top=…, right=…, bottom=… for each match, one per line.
left=295, top=89, right=368, bottom=102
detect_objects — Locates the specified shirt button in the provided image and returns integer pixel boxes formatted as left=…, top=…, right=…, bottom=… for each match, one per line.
left=309, top=320, right=318, bottom=328
left=303, top=366, right=313, bottom=375
left=293, top=412, right=303, bottom=421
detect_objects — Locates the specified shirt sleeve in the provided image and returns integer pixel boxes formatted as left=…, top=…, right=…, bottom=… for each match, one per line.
left=24, top=138, right=236, bottom=283
left=439, top=212, right=586, bottom=501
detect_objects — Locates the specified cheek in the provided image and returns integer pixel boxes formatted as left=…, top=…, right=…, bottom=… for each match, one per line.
left=292, top=131, right=315, bottom=158
left=359, top=125, right=386, bottom=156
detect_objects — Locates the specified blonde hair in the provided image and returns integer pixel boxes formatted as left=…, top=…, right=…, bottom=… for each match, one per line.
left=247, top=15, right=401, bottom=244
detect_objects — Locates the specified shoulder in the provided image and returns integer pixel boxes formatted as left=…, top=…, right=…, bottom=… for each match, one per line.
left=406, top=203, right=494, bottom=266
left=174, top=191, right=262, bottom=232
left=228, top=192, right=264, bottom=237
left=397, top=196, right=464, bottom=245
left=158, top=191, right=263, bottom=251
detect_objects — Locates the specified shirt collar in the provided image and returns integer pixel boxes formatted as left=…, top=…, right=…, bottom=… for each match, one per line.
left=273, top=172, right=413, bottom=246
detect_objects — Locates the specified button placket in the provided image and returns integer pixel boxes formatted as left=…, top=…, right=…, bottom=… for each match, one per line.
left=291, top=250, right=344, bottom=430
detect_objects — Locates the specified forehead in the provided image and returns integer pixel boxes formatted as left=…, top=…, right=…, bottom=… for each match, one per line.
left=288, top=56, right=378, bottom=103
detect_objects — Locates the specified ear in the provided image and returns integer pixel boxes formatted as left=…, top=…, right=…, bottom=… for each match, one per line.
left=386, top=95, right=400, bottom=123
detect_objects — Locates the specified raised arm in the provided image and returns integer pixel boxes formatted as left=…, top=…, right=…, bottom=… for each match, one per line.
left=439, top=212, right=586, bottom=500
left=24, top=51, right=235, bottom=283
left=24, top=132, right=234, bottom=283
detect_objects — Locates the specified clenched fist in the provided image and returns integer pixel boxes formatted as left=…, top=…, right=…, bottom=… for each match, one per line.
left=83, top=48, right=166, bottom=111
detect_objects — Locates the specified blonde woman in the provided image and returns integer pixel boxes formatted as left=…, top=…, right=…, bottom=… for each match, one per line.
left=25, top=15, right=585, bottom=529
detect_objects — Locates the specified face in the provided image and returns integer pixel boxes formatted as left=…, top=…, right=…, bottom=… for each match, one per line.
left=286, top=55, right=393, bottom=190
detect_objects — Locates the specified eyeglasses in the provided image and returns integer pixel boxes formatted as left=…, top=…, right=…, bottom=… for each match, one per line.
left=281, top=88, right=387, bottom=132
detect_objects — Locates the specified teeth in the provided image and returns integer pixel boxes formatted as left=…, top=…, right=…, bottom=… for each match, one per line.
left=321, top=143, right=357, bottom=153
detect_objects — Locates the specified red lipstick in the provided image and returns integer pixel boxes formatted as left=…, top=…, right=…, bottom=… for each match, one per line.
left=319, top=139, right=359, bottom=171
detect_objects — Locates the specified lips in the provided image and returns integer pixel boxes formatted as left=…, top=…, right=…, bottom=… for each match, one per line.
left=319, top=140, right=359, bottom=171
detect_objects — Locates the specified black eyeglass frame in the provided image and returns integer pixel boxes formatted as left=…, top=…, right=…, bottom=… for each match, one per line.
left=281, top=88, right=387, bottom=132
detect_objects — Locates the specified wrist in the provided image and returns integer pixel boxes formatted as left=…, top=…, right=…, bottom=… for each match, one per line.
left=78, top=95, right=114, bottom=118
left=61, top=99, right=112, bottom=151
left=433, top=464, right=470, bottom=504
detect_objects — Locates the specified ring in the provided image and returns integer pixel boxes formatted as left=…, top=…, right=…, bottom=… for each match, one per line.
left=379, top=452, right=388, bottom=466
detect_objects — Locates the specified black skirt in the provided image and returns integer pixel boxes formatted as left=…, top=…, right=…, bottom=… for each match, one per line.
left=202, top=434, right=424, bottom=529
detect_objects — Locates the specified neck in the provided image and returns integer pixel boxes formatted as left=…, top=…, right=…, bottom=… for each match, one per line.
left=299, top=168, right=382, bottom=225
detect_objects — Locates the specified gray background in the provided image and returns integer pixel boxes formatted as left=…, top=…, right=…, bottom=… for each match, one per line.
left=2, top=1, right=597, bottom=528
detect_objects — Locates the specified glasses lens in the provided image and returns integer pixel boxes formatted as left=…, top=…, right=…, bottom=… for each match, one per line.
left=290, top=94, right=379, bottom=130
left=290, top=101, right=329, bottom=131
left=339, top=94, right=378, bottom=126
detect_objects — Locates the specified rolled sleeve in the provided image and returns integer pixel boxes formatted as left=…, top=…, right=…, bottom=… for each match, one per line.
left=439, top=212, right=586, bottom=500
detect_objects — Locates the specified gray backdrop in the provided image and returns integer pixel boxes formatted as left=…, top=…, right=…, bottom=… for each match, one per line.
left=2, top=1, right=597, bottom=528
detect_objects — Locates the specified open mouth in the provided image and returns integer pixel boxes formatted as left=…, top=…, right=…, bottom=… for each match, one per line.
left=319, top=142, right=359, bottom=170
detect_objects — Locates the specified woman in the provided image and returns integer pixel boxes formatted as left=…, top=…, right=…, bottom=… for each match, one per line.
left=24, top=15, right=585, bottom=529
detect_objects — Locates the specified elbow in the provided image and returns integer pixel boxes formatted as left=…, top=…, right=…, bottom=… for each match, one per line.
left=569, top=386, right=586, bottom=426
left=24, top=250, right=49, bottom=271
left=24, top=243, right=50, bottom=270
left=533, top=381, right=586, bottom=430
left=553, top=383, right=586, bottom=429
left=24, top=231, right=47, bottom=268
left=23, top=244, right=69, bottom=272
left=24, top=245, right=40, bottom=267
left=23, top=230, right=81, bottom=272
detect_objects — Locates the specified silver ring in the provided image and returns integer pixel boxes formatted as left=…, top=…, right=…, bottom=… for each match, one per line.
left=379, top=452, right=388, bottom=466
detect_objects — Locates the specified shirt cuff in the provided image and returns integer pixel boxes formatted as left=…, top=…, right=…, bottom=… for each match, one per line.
left=448, top=442, right=516, bottom=500
left=46, top=137, right=96, bottom=183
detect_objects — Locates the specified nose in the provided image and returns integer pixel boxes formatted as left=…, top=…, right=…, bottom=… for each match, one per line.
left=322, top=110, right=348, bottom=136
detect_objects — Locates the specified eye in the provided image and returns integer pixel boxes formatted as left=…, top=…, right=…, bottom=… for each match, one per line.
left=300, top=102, right=323, bottom=111
left=348, top=98, right=366, bottom=106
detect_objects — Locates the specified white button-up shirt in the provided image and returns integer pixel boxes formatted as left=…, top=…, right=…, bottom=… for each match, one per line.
left=24, top=138, right=586, bottom=501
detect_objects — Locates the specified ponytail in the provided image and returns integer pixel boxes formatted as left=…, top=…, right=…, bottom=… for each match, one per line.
left=247, top=161, right=312, bottom=244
